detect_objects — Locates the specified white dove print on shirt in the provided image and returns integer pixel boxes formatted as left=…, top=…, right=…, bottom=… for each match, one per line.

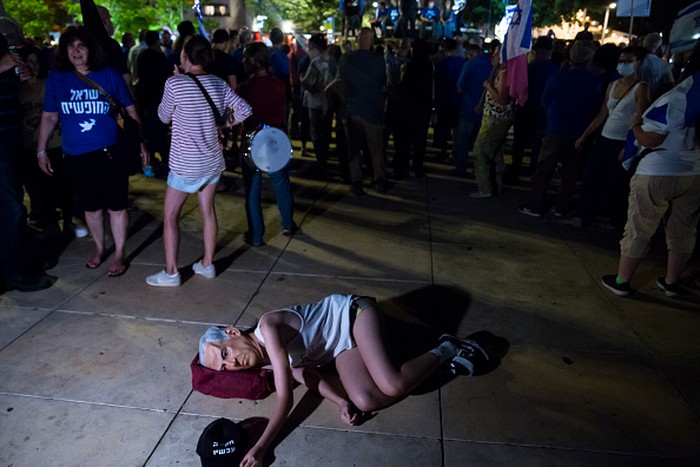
left=79, top=118, right=96, bottom=132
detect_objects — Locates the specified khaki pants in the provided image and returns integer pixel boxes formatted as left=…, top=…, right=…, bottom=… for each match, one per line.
left=472, top=115, right=512, bottom=194
left=620, top=174, right=700, bottom=258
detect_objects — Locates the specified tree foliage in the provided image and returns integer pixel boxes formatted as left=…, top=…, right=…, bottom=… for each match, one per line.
left=58, top=0, right=193, bottom=36
left=247, top=0, right=337, bottom=32
left=460, top=0, right=612, bottom=29
left=4, top=0, right=67, bottom=37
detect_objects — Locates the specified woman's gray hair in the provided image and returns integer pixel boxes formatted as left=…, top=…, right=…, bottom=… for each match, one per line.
left=199, top=326, right=230, bottom=365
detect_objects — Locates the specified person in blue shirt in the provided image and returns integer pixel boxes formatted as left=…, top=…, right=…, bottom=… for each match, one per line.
left=434, top=38, right=466, bottom=162
left=508, top=36, right=559, bottom=182
left=434, top=0, right=456, bottom=40
left=453, top=40, right=492, bottom=177
left=386, top=0, right=401, bottom=37
left=419, top=0, right=440, bottom=40
left=37, top=26, right=149, bottom=277
left=518, top=41, right=602, bottom=217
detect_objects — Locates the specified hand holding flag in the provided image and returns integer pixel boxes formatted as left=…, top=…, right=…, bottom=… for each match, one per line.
left=500, top=0, right=533, bottom=106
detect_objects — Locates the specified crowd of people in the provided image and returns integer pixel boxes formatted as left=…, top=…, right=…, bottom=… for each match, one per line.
left=0, top=2, right=698, bottom=297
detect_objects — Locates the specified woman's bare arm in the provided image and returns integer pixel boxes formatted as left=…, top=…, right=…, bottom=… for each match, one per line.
left=240, top=322, right=295, bottom=467
left=291, top=367, right=359, bottom=425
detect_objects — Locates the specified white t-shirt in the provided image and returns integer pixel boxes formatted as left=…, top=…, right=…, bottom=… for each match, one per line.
left=634, top=73, right=700, bottom=176
left=254, top=294, right=358, bottom=368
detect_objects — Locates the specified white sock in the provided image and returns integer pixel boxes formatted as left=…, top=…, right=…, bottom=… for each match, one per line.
left=429, top=340, right=459, bottom=364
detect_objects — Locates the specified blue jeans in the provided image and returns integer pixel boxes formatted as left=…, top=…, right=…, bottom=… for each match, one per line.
left=242, top=163, right=295, bottom=244
left=454, top=117, right=482, bottom=172
left=0, top=135, right=26, bottom=280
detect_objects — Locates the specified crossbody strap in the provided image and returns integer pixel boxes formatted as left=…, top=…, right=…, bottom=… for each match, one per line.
left=74, top=71, right=123, bottom=113
left=186, top=73, right=223, bottom=122
left=611, top=79, right=640, bottom=114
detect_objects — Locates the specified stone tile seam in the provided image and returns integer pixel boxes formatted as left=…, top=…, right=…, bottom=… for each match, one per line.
left=0, top=391, right=175, bottom=414
left=177, top=412, right=444, bottom=441
left=442, top=438, right=700, bottom=461
left=267, top=271, right=433, bottom=284
left=49, top=309, right=231, bottom=328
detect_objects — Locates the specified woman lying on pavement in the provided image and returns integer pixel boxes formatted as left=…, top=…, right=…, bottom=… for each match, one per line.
left=199, top=293, right=489, bottom=467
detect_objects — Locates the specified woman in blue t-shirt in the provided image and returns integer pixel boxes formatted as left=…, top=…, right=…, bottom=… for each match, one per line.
left=37, top=26, right=148, bottom=277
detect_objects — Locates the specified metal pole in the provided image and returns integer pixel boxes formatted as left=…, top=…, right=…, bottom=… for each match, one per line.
left=628, top=0, right=635, bottom=42
left=602, top=7, right=610, bottom=43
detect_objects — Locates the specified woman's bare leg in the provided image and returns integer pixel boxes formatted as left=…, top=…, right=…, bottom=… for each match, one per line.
left=84, top=209, right=105, bottom=265
left=196, top=183, right=218, bottom=268
left=107, top=209, right=128, bottom=273
left=163, top=186, right=188, bottom=275
left=336, top=306, right=440, bottom=412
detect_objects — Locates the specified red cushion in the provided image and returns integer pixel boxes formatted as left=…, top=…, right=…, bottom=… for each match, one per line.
left=190, top=354, right=275, bottom=399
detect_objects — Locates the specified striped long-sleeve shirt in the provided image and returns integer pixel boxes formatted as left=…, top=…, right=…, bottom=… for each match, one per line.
left=158, top=73, right=251, bottom=178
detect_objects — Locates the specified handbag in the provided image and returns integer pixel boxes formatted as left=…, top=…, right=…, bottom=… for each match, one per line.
left=74, top=71, right=143, bottom=175
left=186, top=72, right=234, bottom=129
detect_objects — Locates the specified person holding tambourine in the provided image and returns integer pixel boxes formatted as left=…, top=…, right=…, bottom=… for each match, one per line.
left=236, top=42, right=298, bottom=247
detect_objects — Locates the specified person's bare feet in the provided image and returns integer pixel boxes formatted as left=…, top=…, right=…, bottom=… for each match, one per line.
left=339, top=400, right=360, bottom=425
left=85, top=252, right=104, bottom=269
left=108, top=257, right=128, bottom=277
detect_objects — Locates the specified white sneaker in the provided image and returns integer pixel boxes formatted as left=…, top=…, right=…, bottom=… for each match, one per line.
left=192, top=260, right=216, bottom=279
left=146, top=270, right=181, bottom=287
left=74, top=224, right=89, bottom=238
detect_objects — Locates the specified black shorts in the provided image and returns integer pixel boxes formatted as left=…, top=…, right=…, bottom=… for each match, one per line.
left=63, top=147, right=129, bottom=212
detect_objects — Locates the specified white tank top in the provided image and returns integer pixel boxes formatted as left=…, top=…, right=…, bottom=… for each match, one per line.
left=254, top=294, right=357, bottom=367
left=601, top=80, right=641, bottom=141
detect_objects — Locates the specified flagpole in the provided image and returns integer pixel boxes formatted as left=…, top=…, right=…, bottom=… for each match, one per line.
left=628, top=0, right=635, bottom=42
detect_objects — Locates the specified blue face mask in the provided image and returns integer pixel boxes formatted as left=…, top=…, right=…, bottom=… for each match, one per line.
left=617, top=62, right=635, bottom=77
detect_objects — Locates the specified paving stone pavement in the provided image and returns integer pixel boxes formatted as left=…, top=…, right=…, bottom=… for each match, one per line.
left=1, top=152, right=699, bottom=467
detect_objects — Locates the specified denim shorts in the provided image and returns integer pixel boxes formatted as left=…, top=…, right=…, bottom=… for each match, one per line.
left=167, top=171, right=221, bottom=194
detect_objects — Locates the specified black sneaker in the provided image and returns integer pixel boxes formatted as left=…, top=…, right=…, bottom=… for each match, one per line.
left=601, top=274, right=630, bottom=297
left=243, top=232, right=264, bottom=247
left=656, top=276, right=684, bottom=297
left=440, top=334, right=490, bottom=377
left=374, top=180, right=388, bottom=194
left=282, top=224, right=299, bottom=237
left=518, top=204, right=542, bottom=218
left=350, top=182, right=365, bottom=196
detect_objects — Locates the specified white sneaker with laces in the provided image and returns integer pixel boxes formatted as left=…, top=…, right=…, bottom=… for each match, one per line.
left=146, top=270, right=181, bottom=287
left=192, top=260, right=216, bottom=279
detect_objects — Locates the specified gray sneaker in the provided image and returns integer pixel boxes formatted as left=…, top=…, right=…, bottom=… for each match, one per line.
left=193, top=261, right=216, bottom=279
left=146, top=270, right=181, bottom=287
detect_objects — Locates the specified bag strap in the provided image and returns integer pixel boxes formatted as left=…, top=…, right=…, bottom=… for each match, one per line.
left=611, top=79, right=640, bottom=114
left=74, top=71, right=123, bottom=114
left=186, top=73, right=223, bottom=123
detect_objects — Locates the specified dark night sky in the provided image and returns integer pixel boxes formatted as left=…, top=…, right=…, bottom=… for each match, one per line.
left=609, top=0, right=699, bottom=36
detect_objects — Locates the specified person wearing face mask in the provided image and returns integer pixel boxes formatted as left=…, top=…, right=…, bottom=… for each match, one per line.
left=563, top=47, right=651, bottom=229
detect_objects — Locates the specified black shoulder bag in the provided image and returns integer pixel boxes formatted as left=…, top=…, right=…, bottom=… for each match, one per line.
left=74, top=71, right=143, bottom=175
left=186, top=73, right=233, bottom=128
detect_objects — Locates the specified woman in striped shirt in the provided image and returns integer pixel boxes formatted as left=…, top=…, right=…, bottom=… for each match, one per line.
left=146, top=36, right=251, bottom=287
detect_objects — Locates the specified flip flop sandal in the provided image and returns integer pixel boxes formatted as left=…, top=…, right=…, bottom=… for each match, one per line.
left=85, top=257, right=103, bottom=269
left=108, top=263, right=128, bottom=277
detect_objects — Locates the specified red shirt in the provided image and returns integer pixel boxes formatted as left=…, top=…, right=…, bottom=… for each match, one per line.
left=236, top=74, right=286, bottom=131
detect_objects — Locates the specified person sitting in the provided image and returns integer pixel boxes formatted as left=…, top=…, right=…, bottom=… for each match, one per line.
left=419, top=0, right=440, bottom=40
left=198, top=293, right=490, bottom=467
